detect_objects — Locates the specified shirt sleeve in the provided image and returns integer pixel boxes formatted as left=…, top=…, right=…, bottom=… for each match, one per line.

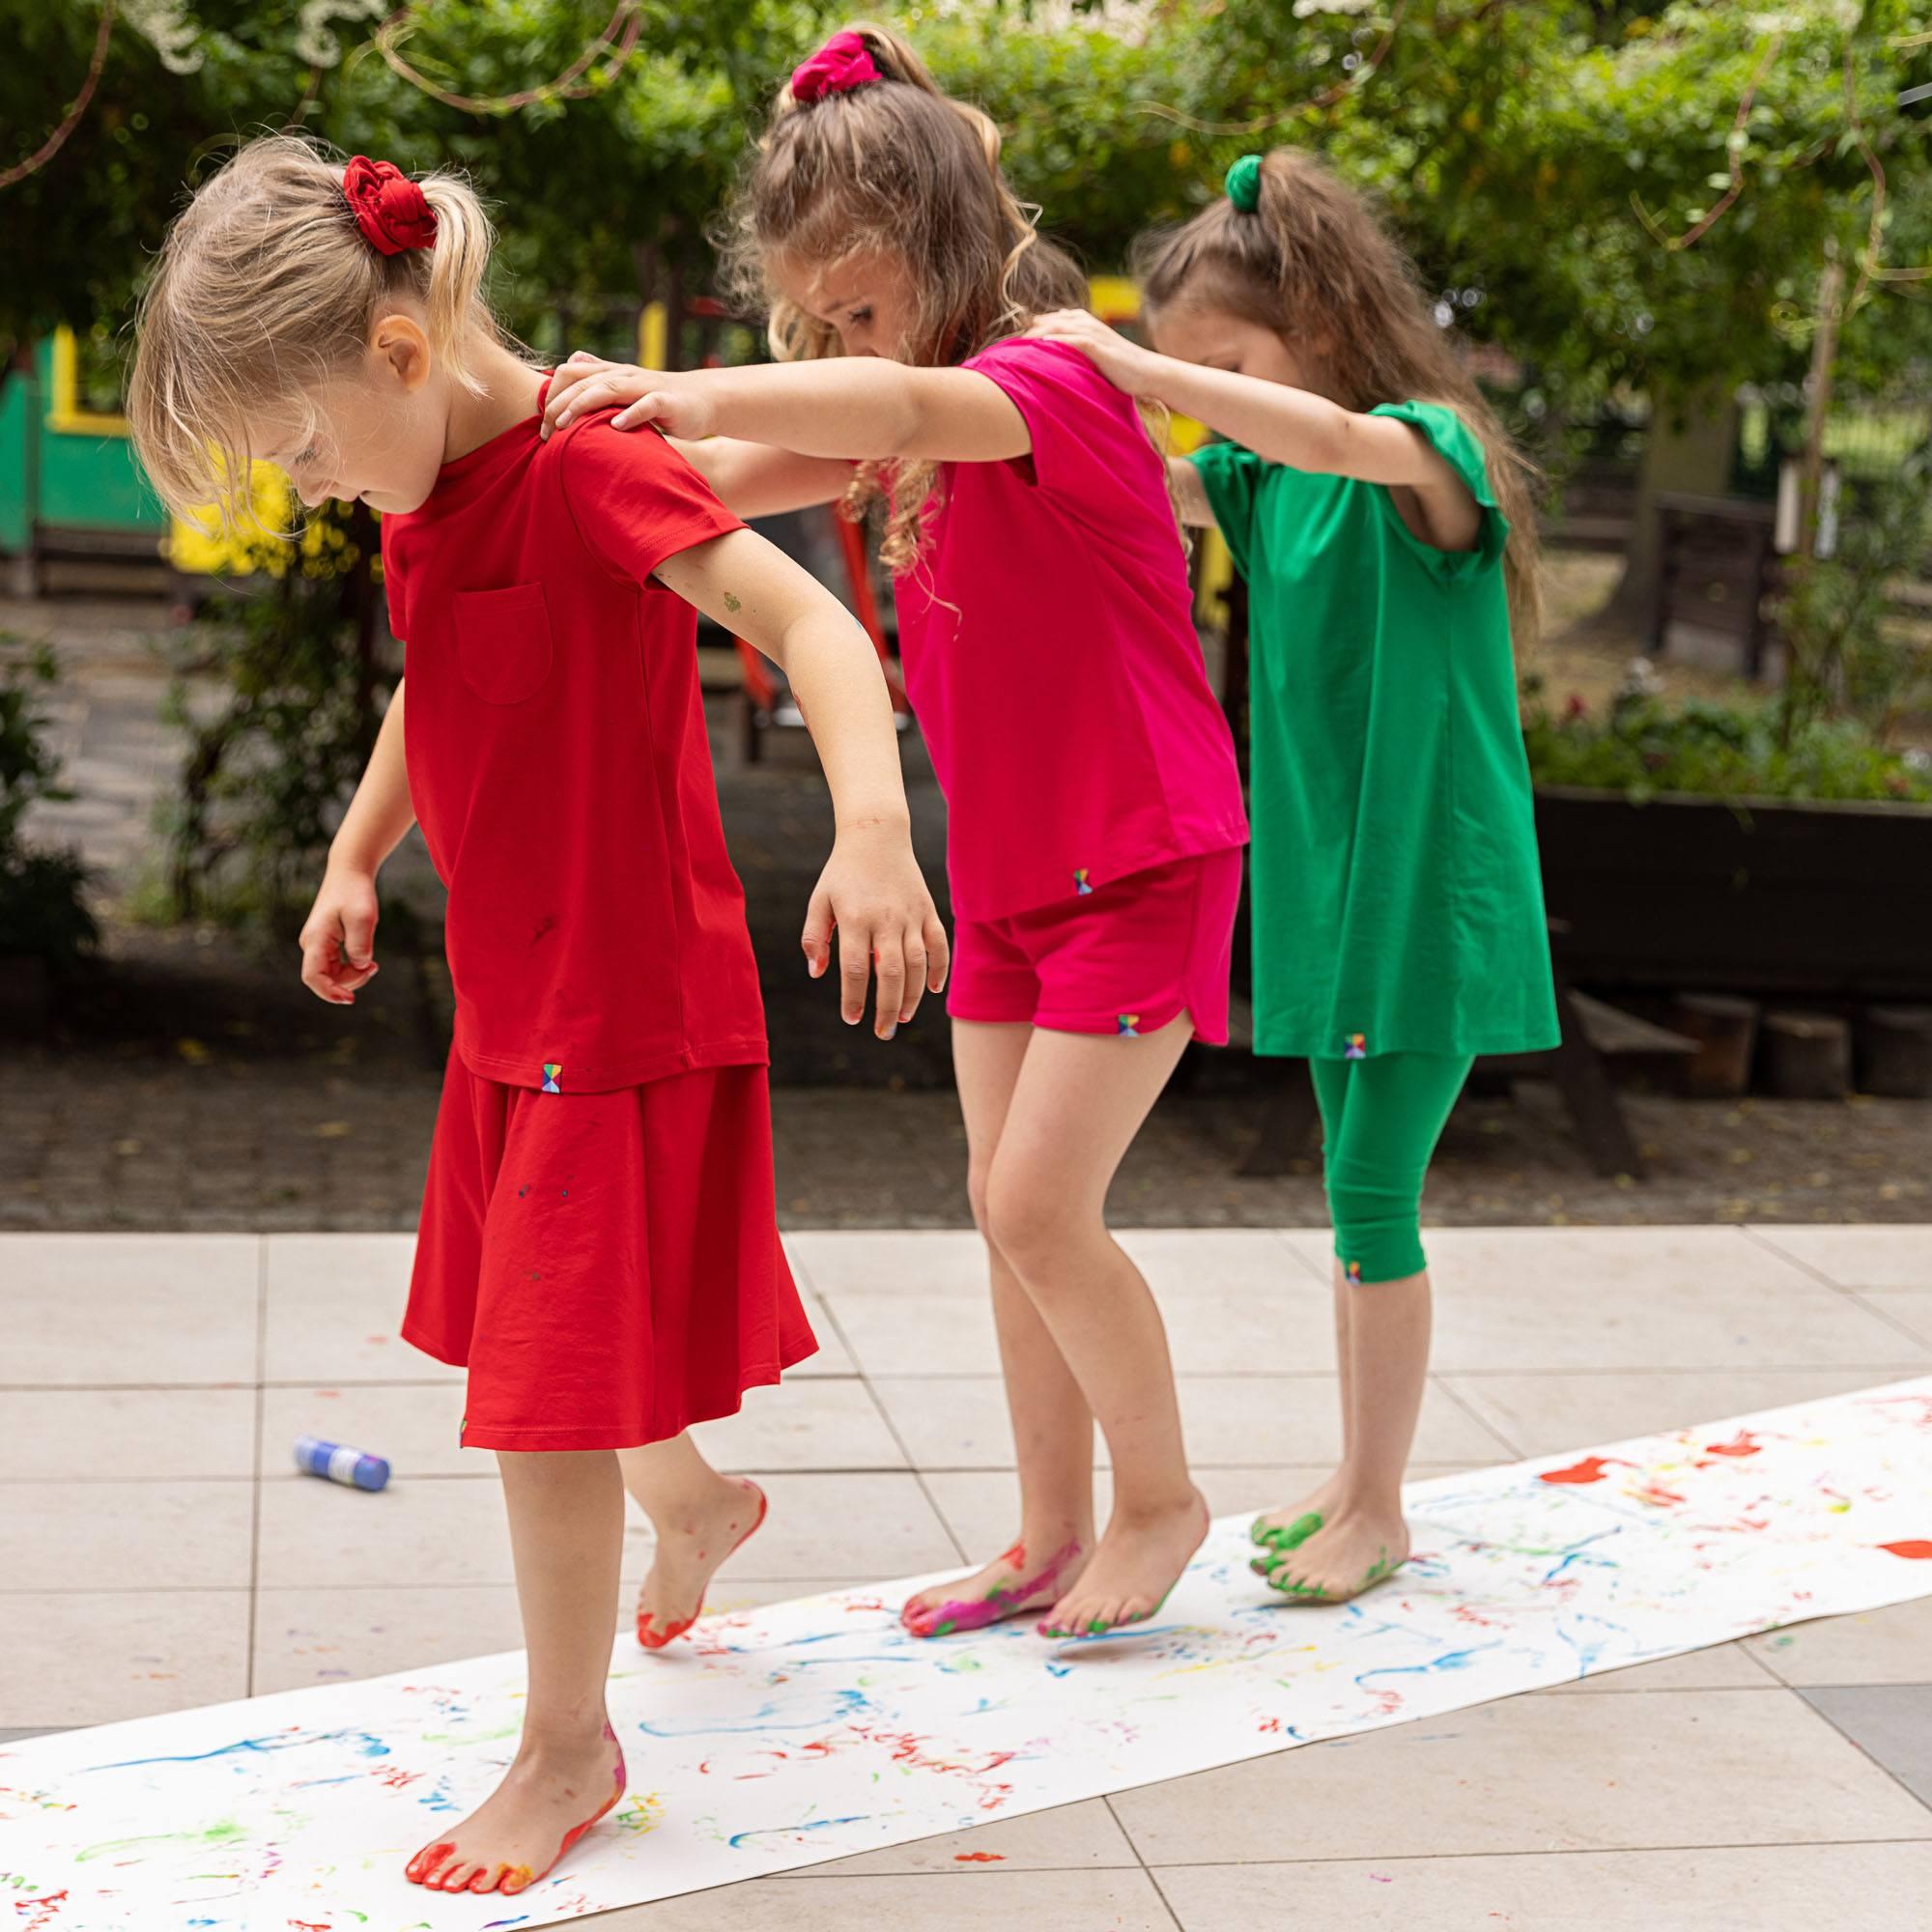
left=378, top=512, right=408, bottom=641
left=1190, top=439, right=1267, bottom=582
left=1368, top=399, right=1510, bottom=580
left=963, top=337, right=1153, bottom=501
left=556, top=412, right=745, bottom=585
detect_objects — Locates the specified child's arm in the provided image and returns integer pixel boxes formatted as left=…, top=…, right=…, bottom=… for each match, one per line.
left=1029, top=309, right=1483, bottom=554
left=652, top=526, right=949, bottom=1037
left=668, top=436, right=854, bottom=520
left=298, top=681, right=414, bottom=1007
left=541, top=352, right=1029, bottom=466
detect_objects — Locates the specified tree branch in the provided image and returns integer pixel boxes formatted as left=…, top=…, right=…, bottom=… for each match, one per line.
left=0, top=0, right=115, bottom=193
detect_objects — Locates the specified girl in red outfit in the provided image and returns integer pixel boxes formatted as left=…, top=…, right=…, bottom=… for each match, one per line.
left=546, top=25, right=1249, bottom=1645
left=128, top=137, right=944, bottom=1898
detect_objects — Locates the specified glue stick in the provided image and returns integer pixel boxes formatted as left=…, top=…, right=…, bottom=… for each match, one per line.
left=294, top=1435, right=390, bottom=1492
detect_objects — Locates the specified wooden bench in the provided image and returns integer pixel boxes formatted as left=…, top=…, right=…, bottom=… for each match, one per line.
left=1651, top=492, right=1781, bottom=680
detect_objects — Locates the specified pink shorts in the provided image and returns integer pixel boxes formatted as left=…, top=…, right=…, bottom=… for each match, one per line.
left=947, top=847, right=1243, bottom=1042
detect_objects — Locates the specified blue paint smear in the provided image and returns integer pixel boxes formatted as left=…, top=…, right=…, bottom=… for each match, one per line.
left=1354, top=1641, right=1506, bottom=1690
left=481, top=1918, right=531, bottom=1929
left=637, top=1689, right=870, bottom=1739
left=85, top=1728, right=392, bottom=1773
left=727, top=1814, right=872, bottom=1850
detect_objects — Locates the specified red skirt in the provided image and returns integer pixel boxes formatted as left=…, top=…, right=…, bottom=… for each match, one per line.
left=407, top=1051, right=816, bottom=1451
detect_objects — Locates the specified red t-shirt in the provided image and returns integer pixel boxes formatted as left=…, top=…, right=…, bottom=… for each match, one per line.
left=382, top=393, right=765, bottom=1093
left=893, top=337, right=1249, bottom=922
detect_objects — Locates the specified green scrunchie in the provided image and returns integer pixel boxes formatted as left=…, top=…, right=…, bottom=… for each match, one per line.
left=1225, top=153, right=1264, bottom=213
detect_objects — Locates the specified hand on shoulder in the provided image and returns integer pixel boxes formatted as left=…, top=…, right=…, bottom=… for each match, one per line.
left=542, top=353, right=718, bottom=441
left=1025, top=309, right=1163, bottom=397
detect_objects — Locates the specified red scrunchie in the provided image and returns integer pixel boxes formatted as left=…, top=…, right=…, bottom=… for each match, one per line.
left=790, top=30, right=880, bottom=103
left=342, top=156, right=438, bottom=257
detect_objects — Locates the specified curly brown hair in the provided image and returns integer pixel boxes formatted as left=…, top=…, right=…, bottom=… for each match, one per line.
left=1136, top=148, right=1543, bottom=644
left=717, top=22, right=1088, bottom=573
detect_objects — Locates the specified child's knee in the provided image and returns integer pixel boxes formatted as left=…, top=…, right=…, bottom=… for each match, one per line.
left=1324, top=1167, right=1427, bottom=1284
left=982, top=1168, right=1084, bottom=1276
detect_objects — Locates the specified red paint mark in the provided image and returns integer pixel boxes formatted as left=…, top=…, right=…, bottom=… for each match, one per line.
left=1704, top=1431, right=1762, bottom=1458
left=1879, top=1540, right=1932, bottom=1560
left=17, top=1894, right=69, bottom=1932
left=375, top=1766, right=422, bottom=1788
left=290, top=1921, right=331, bottom=1931
left=954, top=1852, right=1006, bottom=1862
left=1634, top=1484, right=1686, bottom=1509
left=1539, top=1456, right=1616, bottom=1486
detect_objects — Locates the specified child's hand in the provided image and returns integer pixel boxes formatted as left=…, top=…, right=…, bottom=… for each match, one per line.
left=1027, top=309, right=1163, bottom=397
left=541, top=354, right=718, bottom=441
left=802, top=823, right=950, bottom=1040
left=298, top=862, right=381, bottom=1007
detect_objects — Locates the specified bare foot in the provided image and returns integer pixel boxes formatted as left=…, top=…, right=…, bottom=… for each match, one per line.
left=1249, top=1472, right=1349, bottom=1559
left=1252, top=1500, right=1408, bottom=1605
left=637, top=1476, right=767, bottom=1650
left=405, top=1719, right=626, bottom=1894
left=1037, top=1489, right=1208, bottom=1639
left=901, top=1532, right=1088, bottom=1639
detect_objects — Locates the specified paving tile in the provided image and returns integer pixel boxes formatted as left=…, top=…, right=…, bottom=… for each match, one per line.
left=782, top=1229, right=991, bottom=1297
left=584, top=1868, right=1179, bottom=1930
left=257, top=1470, right=513, bottom=1589
left=1533, top=1643, right=1778, bottom=1694
left=778, top=1798, right=1137, bottom=1877
left=1802, top=1685, right=1932, bottom=1806
left=1108, top=1689, right=1932, bottom=1862
left=692, top=1377, right=907, bottom=1472
left=824, top=1283, right=1335, bottom=1378
left=1156, top=1844, right=1932, bottom=1932
left=253, top=1583, right=529, bottom=1693
left=869, top=1375, right=1511, bottom=1470
left=0, top=1591, right=251, bottom=1727
left=1118, top=1226, right=1326, bottom=1293
left=1857, top=1291, right=1932, bottom=1349
left=261, top=1231, right=453, bottom=1382
left=0, top=1479, right=254, bottom=1591
left=1278, top=1226, right=1932, bottom=1373
left=0, top=1232, right=259, bottom=1384
left=1747, top=1225, right=1932, bottom=1291
left=0, top=1386, right=256, bottom=1481
left=261, top=1379, right=477, bottom=1479
left=1745, top=1598, right=1932, bottom=1687
left=1439, top=1367, right=1907, bottom=1459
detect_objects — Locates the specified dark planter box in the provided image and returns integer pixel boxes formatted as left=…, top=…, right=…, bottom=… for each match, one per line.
left=1534, top=784, right=1932, bottom=1003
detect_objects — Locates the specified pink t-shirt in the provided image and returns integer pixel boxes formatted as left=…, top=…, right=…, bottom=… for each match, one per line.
left=895, top=338, right=1248, bottom=922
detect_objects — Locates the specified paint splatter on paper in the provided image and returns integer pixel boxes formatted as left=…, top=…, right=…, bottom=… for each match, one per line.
left=2, top=1378, right=1929, bottom=1930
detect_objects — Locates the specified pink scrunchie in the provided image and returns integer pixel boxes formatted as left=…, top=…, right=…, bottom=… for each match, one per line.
left=790, top=30, right=880, bottom=103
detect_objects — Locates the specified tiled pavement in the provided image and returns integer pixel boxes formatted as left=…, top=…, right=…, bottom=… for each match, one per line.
left=3, top=1223, right=1931, bottom=1929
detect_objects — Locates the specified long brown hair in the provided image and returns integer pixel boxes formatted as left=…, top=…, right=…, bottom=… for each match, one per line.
left=128, top=135, right=504, bottom=529
left=718, top=21, right=1088, bottom=571
left=1136, top=148, right=1543, bottom=643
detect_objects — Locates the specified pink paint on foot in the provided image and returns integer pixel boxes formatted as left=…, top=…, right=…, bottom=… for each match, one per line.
left=902, top=1538, right=1084, bottom=1640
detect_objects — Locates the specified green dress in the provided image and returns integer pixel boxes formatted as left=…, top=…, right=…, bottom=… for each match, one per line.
left=1194, top=399, right=1559, bottom=1062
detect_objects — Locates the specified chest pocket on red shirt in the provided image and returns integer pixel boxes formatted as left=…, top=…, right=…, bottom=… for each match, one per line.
left=453, top=582, right=554, bottom=705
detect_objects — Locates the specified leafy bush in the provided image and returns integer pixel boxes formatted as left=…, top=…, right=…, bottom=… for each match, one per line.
left=159, top=499, right=397, bottom=934
left=0, top=645, right=98, bottom=969
left=1522, top=672, right=1932, bottom=805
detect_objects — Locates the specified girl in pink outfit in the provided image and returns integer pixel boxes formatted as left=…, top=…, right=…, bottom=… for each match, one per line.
left=547, top=23, right=1248, bottom=1640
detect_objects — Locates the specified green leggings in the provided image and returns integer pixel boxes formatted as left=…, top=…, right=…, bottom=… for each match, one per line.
left=1309, top=1052, right=1474, bottom=1285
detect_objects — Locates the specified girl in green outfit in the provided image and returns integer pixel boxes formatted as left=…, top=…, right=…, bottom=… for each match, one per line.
left=1034, top=147, right=1558, bottom=1605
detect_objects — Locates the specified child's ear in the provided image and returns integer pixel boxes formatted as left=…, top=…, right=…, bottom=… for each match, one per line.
left=369, top=312, right=434, bottom=392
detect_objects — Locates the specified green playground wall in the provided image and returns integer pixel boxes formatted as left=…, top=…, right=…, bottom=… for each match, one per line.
left=0, top=337, right=168, bottom=554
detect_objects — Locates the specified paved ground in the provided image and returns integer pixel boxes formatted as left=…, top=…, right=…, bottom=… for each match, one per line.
left=3, top=1223, right=1930, bottom=1928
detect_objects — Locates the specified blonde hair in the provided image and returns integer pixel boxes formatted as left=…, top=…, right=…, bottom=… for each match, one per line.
left=718, top=22, right=1088, bottom=572
left=128, top=134, right=501, bottom=529
left=1137, top=148, right=1544, bottom=644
